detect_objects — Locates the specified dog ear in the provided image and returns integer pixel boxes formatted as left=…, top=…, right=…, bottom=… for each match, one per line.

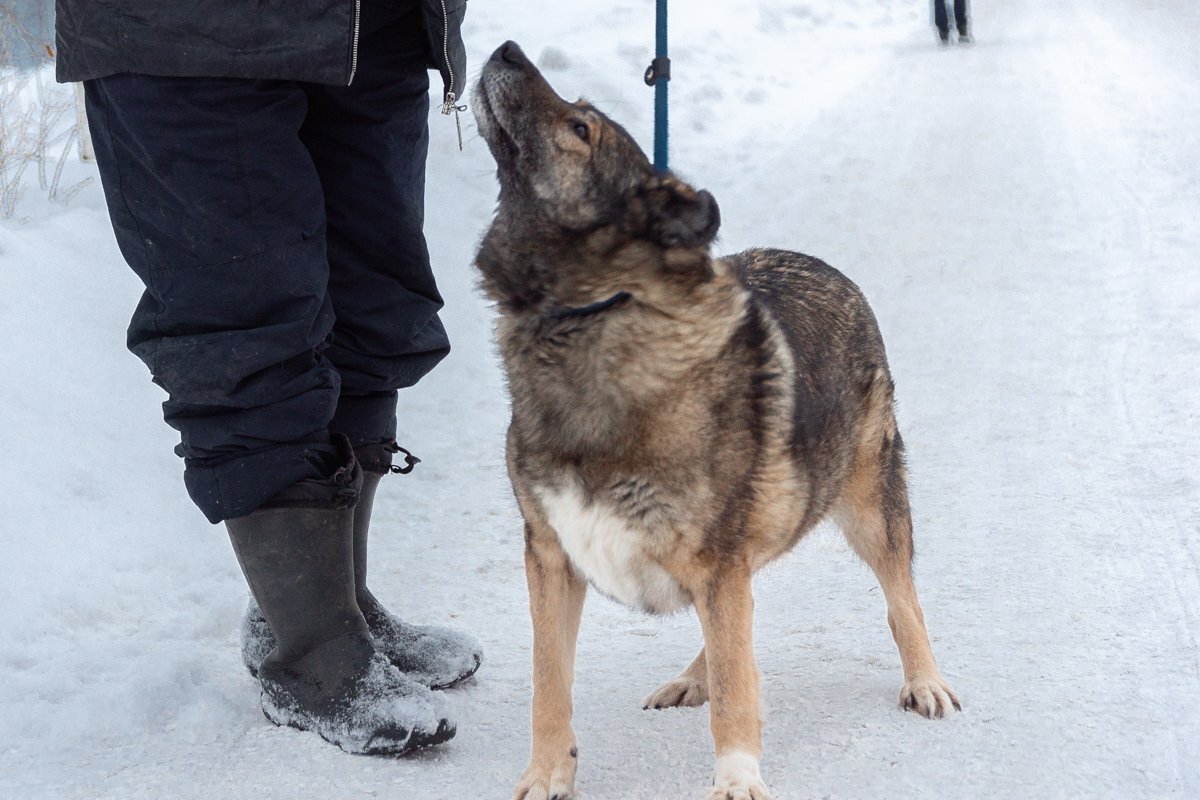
left=636, top=179, right=721, bottom=248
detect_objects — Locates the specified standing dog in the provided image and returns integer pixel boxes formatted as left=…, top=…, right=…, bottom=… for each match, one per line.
left=473, top=41, right=960, bottom=800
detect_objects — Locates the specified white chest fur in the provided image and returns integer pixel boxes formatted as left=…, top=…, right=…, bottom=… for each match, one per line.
left=535, top=484, right=689, bottom=614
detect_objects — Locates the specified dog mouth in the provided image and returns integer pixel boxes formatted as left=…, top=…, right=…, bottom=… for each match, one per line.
left=475, top=85, right=521, bottom=168
left=472, top=78, right=498, bottom=138
left=473, top=42, right=535, bottom=162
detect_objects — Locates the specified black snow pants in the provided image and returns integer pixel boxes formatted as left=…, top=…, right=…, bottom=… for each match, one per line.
left=934, top=0, right=970, bottom=37
left=84, top=0, right=449, bottom=524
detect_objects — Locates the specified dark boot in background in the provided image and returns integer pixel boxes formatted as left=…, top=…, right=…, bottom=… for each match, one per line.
left=242, top=440, right=483, bottom=690
left=228, top=436, right=455, bottom=755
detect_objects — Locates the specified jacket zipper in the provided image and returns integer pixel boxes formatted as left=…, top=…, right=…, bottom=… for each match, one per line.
left=348, top=0, right=361, bottom=85
left=438, top=0, right=456, bottom=114
left=438, top=0, right=466, bottom=149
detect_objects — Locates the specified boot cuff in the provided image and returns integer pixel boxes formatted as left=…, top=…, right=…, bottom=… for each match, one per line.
left=260, top=434, right=364, bottom=511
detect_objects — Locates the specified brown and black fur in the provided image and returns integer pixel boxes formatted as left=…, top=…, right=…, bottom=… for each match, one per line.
left=473, top=41, right=960, bottom=800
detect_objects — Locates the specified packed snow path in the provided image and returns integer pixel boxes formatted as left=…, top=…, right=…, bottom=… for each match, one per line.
left=2, top=1, right=1197, bottom=798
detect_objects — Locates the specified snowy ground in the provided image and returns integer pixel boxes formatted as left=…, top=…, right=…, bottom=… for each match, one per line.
left=2, top=1, right=1198, bottom=798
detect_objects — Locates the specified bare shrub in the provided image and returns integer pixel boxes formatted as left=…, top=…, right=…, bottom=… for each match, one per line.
left=1, top=1, right=93, bottom=219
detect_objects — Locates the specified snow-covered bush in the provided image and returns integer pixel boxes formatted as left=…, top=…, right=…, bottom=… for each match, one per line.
left=1, top=1, right=91, bottom=218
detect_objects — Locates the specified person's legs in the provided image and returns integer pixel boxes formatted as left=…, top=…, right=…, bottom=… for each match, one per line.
left=303, top=0, right=450, bottom=449
left=85, top=74, right=341, bottom=523
left=237, top=0, right=481, bottom=689
left=87, top=68, right=457, bottom=753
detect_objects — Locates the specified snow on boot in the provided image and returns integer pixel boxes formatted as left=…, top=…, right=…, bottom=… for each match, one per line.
left=257, top=631, right=454, bottom=755
left=242, top=589, right=483, bottom=691
left=241, top=440, right=483, bottom=690
left=357, top=590, right=483, bottom=690
left=226, top=436, right=455, bottom=755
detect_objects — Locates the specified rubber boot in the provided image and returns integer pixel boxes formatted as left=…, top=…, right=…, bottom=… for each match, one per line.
left=241, top=440, right=483, bottom=690
left=226, top=438, right=455, bottom=755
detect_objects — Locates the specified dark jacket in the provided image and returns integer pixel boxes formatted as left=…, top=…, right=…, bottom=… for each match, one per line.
left=55, top=0, right=467, bottom=105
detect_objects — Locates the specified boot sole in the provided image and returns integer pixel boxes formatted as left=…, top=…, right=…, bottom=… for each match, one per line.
left=260, top=695, right=456, bottom=756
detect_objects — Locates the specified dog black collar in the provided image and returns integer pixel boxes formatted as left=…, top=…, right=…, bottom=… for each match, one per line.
left=546, top=291, right=632, bottom=320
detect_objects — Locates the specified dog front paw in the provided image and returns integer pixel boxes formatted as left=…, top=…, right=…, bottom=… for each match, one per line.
left=513, top=750, right=578, bottom=800
left=707, top=752, right=773, bottom=800
left=899, top=673, right=961, bottom=719
left=644, top=675, right=709, bottom=709
left=707, top=783, right=772, bottom=800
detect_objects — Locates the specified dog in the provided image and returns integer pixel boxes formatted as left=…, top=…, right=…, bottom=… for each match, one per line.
left=473, top=41, right=961, bottom=800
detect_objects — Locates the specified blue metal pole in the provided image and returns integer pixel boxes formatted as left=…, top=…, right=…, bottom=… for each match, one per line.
left=653, top=0, right=669, bottom=172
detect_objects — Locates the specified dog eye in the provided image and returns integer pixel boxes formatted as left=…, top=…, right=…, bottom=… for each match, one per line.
left=572, top=121, right=590, bottom=142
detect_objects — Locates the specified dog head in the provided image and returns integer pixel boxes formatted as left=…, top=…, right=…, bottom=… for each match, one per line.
left=473, top=42, right=720, bottom=250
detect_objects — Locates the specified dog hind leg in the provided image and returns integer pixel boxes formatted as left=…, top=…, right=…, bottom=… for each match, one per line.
left=833, top=403, right=961, bottom=719
left=644, top=647, right=709, bottom=710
